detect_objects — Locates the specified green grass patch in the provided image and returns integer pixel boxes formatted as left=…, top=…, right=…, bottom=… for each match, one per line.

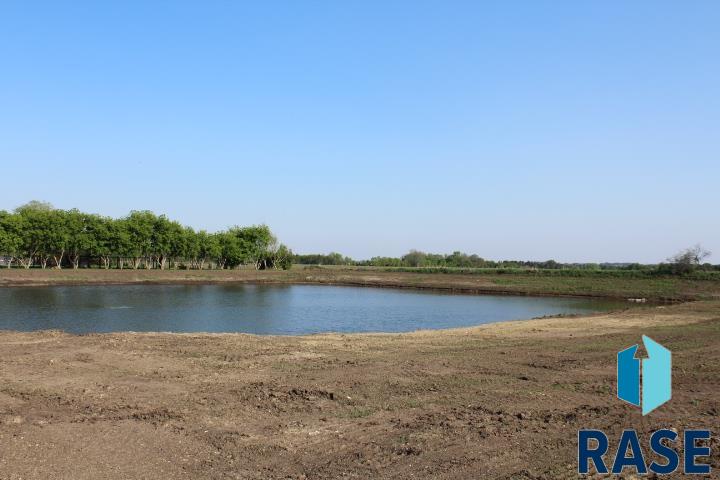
left=343, top=407, right=374, bottom=418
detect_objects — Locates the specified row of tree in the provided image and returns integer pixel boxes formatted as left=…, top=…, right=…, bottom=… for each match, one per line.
left=2, top=201, right=713, bottom=274
left=295, top=246, right=716, bottom=274
left=293, top=252, right=355, bottom=266
left=295, top=250, right=567, bottom=269
left=0, top=201, right=292, bottom=270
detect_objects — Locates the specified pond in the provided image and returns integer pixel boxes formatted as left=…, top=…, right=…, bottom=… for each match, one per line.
left=0, top=284, right=630, bottom=335
left=0, top=284, right=627, bottom=335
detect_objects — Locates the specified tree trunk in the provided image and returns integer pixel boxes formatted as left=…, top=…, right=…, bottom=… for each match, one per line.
left=52, top=250, right=65, bottom=269
left=19, top=253, right=35, bottom=269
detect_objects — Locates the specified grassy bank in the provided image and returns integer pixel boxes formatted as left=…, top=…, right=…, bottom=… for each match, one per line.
left=1, top=267, right=719, bottom=301
left=329, top=264, right=720, bottom=280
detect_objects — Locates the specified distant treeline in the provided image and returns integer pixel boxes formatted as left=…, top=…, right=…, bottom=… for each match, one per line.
left=294, top=247, right=719, bottom=278
left=2, top=201, right=715, bottom=277
left=0, top=201, right=291, bottom=270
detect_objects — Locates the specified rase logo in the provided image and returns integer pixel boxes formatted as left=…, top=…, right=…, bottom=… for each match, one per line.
left=578, top=337, right=712, bottom=475
left=617, top=335, right=671, bottom=415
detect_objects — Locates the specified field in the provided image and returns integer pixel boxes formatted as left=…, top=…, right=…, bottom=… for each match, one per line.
left=0, top=270, right=719, bottom=478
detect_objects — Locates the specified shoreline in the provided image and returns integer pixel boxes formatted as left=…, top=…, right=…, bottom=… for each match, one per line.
left=0, top=276, right=642, bottom=300
left=0, top=268, right=711, bottom=302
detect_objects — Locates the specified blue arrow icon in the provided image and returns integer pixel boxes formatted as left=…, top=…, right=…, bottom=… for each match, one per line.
left=617, top=336, right=671, bottom=415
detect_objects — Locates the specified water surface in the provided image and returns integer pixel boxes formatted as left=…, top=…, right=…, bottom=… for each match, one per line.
left=0, top=284, right=628, bottom=334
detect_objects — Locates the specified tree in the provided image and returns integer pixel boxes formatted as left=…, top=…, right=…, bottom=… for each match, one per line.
left=182, top=227, right=200, bottom=269
left=167, top=221, right=186, bottom=269
left=293, top=252, right=352, bottom=265
left=667, top=245, right=712, bottom=275
left=0, top=211, right=22, bottom=268
left=539, top=259, right=561, bottom=270
left=90, top=216, right=121, bottom=269
left=229, top=225, right=274, bottom=269
left=402, top=250, right=427, bottom=267
left=197, top=230, right=221, bottom=270
left=268, top=243, right=293, bottom=270
left=65, top=209, right=96, bottom=269
left=151, top=215, right=184, bottom=270
left=14, top=200, right=54, bottom=213
left=0, top=202, right=291, bottom=271
left=43, top=210, right=69, bottom=269
left=125, top=211, right=156, bottom=269
left=106, top=218, right=133, bottom=269
left=13, top=202, right=52, bottom=268
left=216, top=231, right=241, bottom=269
left=366, top=256, right=403, bottom=267
left=15, top=206, right=53, bottom=268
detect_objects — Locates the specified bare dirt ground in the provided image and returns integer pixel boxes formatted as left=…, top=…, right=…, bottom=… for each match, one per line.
left=1, top=299, right=719, bottom=479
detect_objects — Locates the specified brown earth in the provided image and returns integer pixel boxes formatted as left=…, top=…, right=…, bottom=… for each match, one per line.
left=1, top=298, right=719, bottom=479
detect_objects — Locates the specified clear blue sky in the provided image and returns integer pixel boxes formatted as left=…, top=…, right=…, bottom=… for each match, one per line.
left=1, top=1, right=718, bottom=262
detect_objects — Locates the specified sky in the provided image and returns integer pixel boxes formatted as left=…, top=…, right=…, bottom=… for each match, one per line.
left=1, top=1, right=718, bottom=263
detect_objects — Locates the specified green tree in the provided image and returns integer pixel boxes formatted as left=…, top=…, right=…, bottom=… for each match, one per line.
left=402, top=250, right=427, bottom=267
left=268, top=243, right=293, bottom=270
left=293, top=252, right=352, bottom=265
left=2, top=202, right=291, bottom=271
left=197, top=230, right=221, bottom=270
left=181, top=227, right=200, bottom=269
left=14, top=206, right=54, bottom=268
left=44, top=209, right=69, bottom=269
left=15, top=200, right=54, bottom=213
left=125, top=211, right=156, bottom=269
left=65, top=209, right=97, bottom=269
left=107, top=218, right=133, bottom=269
left=0, top=211, right=23, bottom=268
left=88, top=216, right=118, bottom=269
left=234, top=225, right=274, bottom=269
left=216, top=231, right=241, bottom=269
left=666, top=245, right=712, bottom=275
left=152, top=215, right=184, bottom=269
